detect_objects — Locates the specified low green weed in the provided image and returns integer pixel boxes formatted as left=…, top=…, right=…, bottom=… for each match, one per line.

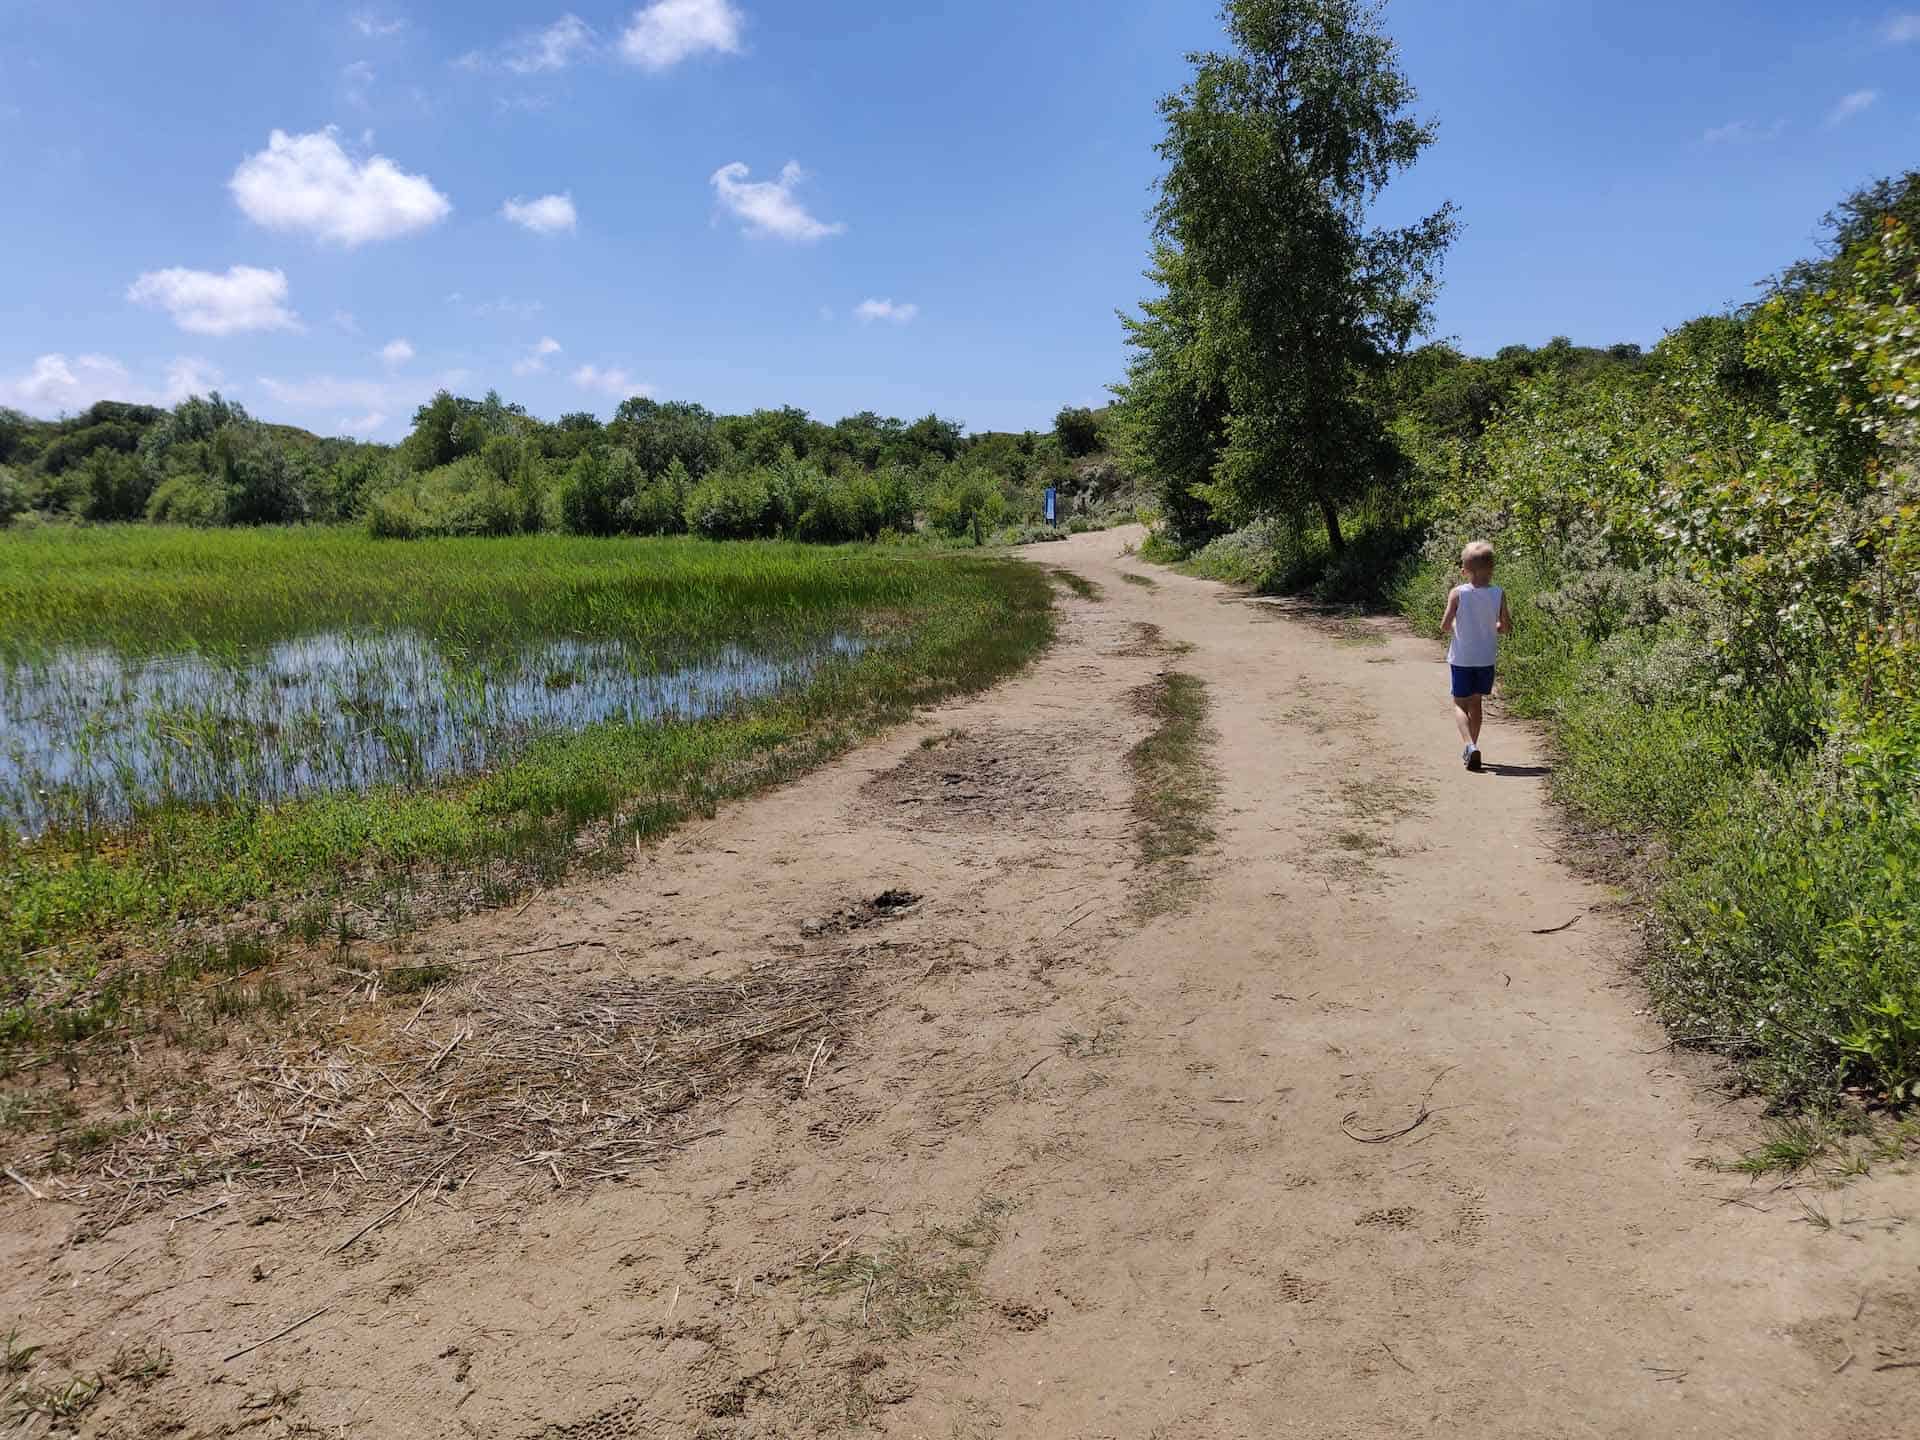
left=812, top=1199, right=1011, bottom=1338
left=8, top=1373, right=103, bottom=1426
left=1, top=1330, right=39, bottom=1377
left=1050, top=571, right=1102, bottom=601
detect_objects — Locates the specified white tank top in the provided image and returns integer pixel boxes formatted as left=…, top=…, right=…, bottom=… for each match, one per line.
left=1448, top=584, right=1502, bottom=667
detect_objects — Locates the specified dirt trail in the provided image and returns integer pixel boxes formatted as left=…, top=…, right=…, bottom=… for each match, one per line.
left=5, top=527, right=1917, bottom=1438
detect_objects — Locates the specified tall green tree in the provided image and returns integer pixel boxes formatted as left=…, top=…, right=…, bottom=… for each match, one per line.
left=1128, top=0, right=1455, bottom=549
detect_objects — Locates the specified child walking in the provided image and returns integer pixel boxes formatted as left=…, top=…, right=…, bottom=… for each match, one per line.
left=1439, top=540, right=1511, bottom=772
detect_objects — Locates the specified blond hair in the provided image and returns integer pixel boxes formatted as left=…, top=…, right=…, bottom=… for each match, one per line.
left=1460, top=540, right=1495, bottom=572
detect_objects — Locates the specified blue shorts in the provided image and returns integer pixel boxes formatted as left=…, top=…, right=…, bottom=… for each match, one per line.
left=1450, top=664, right=1495, bottom=698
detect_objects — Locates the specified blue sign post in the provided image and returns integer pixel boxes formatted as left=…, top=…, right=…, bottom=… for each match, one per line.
left=1044, top=487, right=1058, bottom=525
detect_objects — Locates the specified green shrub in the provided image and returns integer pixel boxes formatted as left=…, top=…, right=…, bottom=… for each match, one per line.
left=684, top=469, right=776, bottom=540
left=79, top=448, right=152, bottom=522
left=365, top=487, right=429, bottom=539
left=215, top=426, right=310, bottom=525
left=362, top=456, right=526, bottom=539
left=928, top=471, right=1006, bottom=544
left=793, top=476, right=862, bottom=543
left=145, top=472, right=228, bottom=526
left=622, top=458, right=689, bottom=536
left=0, top=464, right=28, bottom=523
left=556, top=450, right=628, bottom=537
left=1653, top=736, right=1920, bottom=1101
left=1183, top=518, right=1304, bottom=588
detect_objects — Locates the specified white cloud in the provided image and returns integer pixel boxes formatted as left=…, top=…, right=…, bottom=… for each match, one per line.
left=230, top=127, right=451, bottom=246
left=451, top=294, right=546, bottom=319
left=256, top=374, right=397, bottom=411
left=126, top=265, right=300, bottom=336
left=619, top=0, right=743, bottom=69
left=255, top=369, right=470, bottom=432
left=1826, top=89, right=1880, bottom=126
left=0, top=354, right=130, bottom=414
left=502, top=192, right=578, bottom=234
left=0, top=353, right=226, bottom=416
left=163, top=357, right=226, bottom=402
left=570, top=363, right=650, bottom=398
left=342, top=60, right=376, bottom=108
left=1884, top=13, right=1920, bottom=42
left=1701, top=118, right=1785, bottom=145
left=380, top=338, right=415, bottom=368
left=460, top=14, right=594, bottom=74
left=855, top=298, right=918, bottom=325
left=513, top=336, right=563, bottom=375
left=496, top=93, right=554, bottom=115
left=511, top=14, right=593, bottom=72
left=351, top=10, right=405, bottom=38
left=710, top=161, right=844, bottom=242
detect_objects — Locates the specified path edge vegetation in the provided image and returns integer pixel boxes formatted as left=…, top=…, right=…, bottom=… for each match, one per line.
left=1120, top=1, right=1919, bottom=1117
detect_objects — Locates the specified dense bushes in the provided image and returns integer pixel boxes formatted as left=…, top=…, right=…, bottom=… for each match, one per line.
left=682, top=469, right=773, bottom=540
left=3, top=386, right=1132, bottom=547
left=0, top=395, right=386, bottom=528
left=678, top=460, right=914, bottom=542
left=5, top=375, right=1144, bottom=552
left=368, top=455, right=526, bottom=539
left=926, top=470, right=1007, bottom=543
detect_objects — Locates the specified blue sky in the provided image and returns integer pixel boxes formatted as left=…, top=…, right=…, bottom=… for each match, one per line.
left=1, top=1, right=1915, bottom=437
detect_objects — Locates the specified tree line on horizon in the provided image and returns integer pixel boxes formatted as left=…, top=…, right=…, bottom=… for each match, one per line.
left=0, top=391, right=1122, bottom=545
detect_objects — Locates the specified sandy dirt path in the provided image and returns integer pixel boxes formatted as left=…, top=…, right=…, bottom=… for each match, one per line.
left=4, top=527, right=1916, bottom=1439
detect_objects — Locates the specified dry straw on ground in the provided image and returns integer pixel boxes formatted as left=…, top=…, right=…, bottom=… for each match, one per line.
left=50, top=952, right=864, bottom=1235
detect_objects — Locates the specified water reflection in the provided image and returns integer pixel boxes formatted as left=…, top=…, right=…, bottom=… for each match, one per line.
left=0, top=628, right=860, bottom=834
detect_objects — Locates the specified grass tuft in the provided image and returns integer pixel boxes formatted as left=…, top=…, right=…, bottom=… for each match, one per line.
left=7, top=1373, right=103, bottom=1427
left=1126, top=672, right=1218, bottom=913
left=1050, top=570, right=1103, bottom=601
left=109, top=1342, right=172, bottom=1387
left=1, top=1330, right=40, bottom=1378
left=387, top=962, right=456, bottom=995
left=813, top=1199, right=1012, bottom=1338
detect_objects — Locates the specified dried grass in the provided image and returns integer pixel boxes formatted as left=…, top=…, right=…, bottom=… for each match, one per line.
left=45, top=953, right=865, bottom=1231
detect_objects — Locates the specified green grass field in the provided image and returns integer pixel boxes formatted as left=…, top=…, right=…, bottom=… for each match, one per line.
left=0, top=526, right=1053, bottom=1052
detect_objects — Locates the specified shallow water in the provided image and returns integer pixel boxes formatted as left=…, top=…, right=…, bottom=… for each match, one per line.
left=0, top=628, right=860, bottom=835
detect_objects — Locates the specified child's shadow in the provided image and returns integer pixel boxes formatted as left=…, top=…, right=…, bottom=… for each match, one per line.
left=1481, top=762, right=1552, bottom=778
